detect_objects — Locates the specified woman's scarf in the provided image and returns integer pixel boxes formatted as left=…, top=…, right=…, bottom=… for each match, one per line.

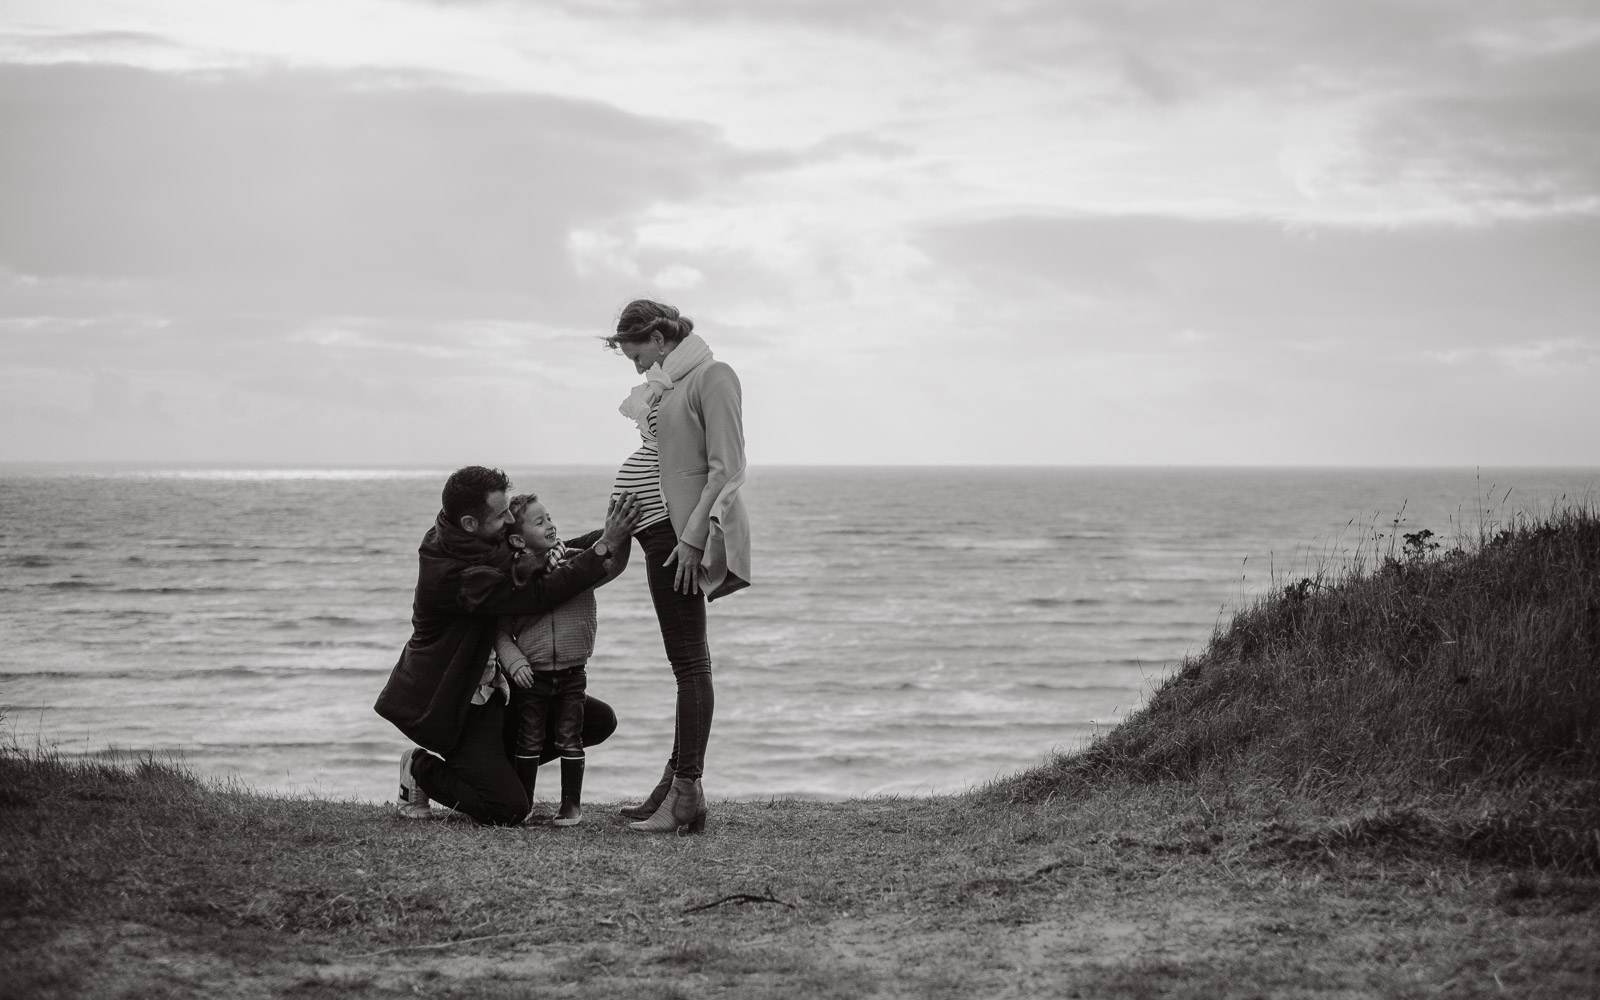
left=618, top=333, right=713, bottom=439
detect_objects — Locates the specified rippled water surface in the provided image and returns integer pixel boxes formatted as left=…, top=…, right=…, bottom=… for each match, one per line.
left=1, top=465, right=1594, bottom=803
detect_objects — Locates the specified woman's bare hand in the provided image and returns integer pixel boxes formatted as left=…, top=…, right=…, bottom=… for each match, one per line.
left=662, top=539, right=704, bottom=595
left=602, top=492, right=642, bottom=549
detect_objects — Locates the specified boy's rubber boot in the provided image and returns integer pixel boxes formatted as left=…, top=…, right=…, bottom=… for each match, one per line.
left=553, top=757, right=584, bottom=827
left=628, top=777, right=706, bottom=834
left=514, top=757, right=539, bottom=823
left=619, top=763, right=674, bottom=820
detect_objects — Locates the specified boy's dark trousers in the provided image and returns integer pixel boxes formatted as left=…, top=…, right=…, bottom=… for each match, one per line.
left=511, top=665, right=587, bottom=811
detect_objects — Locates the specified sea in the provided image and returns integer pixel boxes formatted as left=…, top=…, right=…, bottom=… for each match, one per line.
left=1, top=466, right=1595, bottom=805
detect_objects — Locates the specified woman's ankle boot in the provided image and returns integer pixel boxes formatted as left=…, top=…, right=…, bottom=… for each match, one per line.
left=618, top=763, right=675, bottom=820
left=628, top=777, right=706, bottom=834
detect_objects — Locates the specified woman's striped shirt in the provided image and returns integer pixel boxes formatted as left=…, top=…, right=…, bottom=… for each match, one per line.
left=611, top=401, right=671, bottom=532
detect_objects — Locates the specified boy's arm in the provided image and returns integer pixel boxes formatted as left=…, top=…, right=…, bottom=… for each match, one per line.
left=493, top=618, right=531, bottom=676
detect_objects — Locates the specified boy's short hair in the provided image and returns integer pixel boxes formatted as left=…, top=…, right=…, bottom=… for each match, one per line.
left=507, top=492, right=540, bottom=520
left=441, top=466, right=511, bottom=523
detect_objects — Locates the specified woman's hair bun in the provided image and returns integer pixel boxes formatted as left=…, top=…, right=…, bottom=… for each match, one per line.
left=613, top=299, right=694, bottom=344
left=655, top=315, right=694, bottom=340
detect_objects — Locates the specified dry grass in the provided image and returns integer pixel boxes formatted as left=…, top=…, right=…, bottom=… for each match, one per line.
left=3, top=749, right=1597, bottom=998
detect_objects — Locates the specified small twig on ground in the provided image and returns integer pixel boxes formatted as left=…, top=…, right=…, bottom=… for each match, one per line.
left=349, top=930, right=530, bottom=958
left=682, top=887, right=795, bottom=914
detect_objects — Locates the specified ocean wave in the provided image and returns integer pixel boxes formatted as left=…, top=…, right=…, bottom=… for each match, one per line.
left=913, top=537, right=1058, bottom=552
left=1018, top=597, right=1104, bottom=608
left=0, top=664, right=390, bottom=680
left=1009, top=680, right=1142, bottom=693
left=109, top=586, right=238, bottom=595
left=100, top=468, right=447, bottom=482
left=162, top=541, right=276, bottom=551
left=268, top=617, right=378, bottom=630
left=52, top=608, right=168, bottom=619
left=825, top=718, right=1105, bottom=734
left=2, top=555, right=54, bottom=568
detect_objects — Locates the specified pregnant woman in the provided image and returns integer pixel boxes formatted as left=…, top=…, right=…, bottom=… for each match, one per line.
left=608, top=299, right=750, bottom=834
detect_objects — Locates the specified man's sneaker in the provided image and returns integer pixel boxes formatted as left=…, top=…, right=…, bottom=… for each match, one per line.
left=397, top=747, right=431, bottom=819
left=396, top=801, right=435, bottom=821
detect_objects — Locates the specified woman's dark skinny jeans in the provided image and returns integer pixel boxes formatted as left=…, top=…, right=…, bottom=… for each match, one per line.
left=637, top=519, right=714, bottom=781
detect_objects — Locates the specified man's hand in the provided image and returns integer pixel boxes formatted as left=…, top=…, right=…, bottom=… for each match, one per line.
left=601, top=492, right=643, bottom=550
left=662, top=539, right=704, bottom=595
left=510, top=664, right=535, bottom=688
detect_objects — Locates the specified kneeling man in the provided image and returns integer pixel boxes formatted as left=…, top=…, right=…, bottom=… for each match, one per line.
left=375, top=465, right=639, bottom=824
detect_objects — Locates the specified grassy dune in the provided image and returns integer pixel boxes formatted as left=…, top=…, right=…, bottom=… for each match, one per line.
left=999, top=504, right=1600, bottom=871
left=2, top=508, right=1597, bottom=998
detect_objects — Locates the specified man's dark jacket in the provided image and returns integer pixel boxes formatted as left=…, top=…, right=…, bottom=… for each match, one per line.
left=374, top=512, right=617, bottom=754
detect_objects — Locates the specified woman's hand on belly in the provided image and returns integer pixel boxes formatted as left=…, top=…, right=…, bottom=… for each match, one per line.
left=662, top=539, right=704, bottom=595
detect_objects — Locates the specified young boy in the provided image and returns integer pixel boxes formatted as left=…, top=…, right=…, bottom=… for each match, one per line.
left=495, top=492, right=622, bottom=826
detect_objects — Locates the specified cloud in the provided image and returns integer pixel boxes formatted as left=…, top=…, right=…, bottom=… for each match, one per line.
left=887, top=210, right=1600, bottom=462
left=0, top=28, right=182, bottom=59
left=517, top=0, right=1595, bottom=89
left=1349, top=76, right=1600, bottom=216
left=915, top=211, right=1600, bottom=356
left=510, top=0, right=1600, bottom=219
left=0, top=62, right=761, bottom=322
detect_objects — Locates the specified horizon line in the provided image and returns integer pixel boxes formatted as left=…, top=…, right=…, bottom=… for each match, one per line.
left=5, top=461, right=1600, bottom=472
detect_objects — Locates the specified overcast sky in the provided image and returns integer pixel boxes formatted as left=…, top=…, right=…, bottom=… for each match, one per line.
left=2, top=0, right=1597, bottom=466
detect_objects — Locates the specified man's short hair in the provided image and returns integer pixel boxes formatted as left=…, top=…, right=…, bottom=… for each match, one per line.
left=442, top=466, right=511, bottom=523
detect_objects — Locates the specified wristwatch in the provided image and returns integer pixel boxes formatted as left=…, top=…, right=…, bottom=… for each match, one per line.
left=592, top=540, right=611, bottom=558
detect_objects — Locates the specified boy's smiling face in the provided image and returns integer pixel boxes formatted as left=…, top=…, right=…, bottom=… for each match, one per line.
left=513, top=500, right=560, bottom=554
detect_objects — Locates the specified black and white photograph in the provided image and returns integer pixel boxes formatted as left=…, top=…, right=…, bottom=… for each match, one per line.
left=2, top=1, right=1598, bottom=995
